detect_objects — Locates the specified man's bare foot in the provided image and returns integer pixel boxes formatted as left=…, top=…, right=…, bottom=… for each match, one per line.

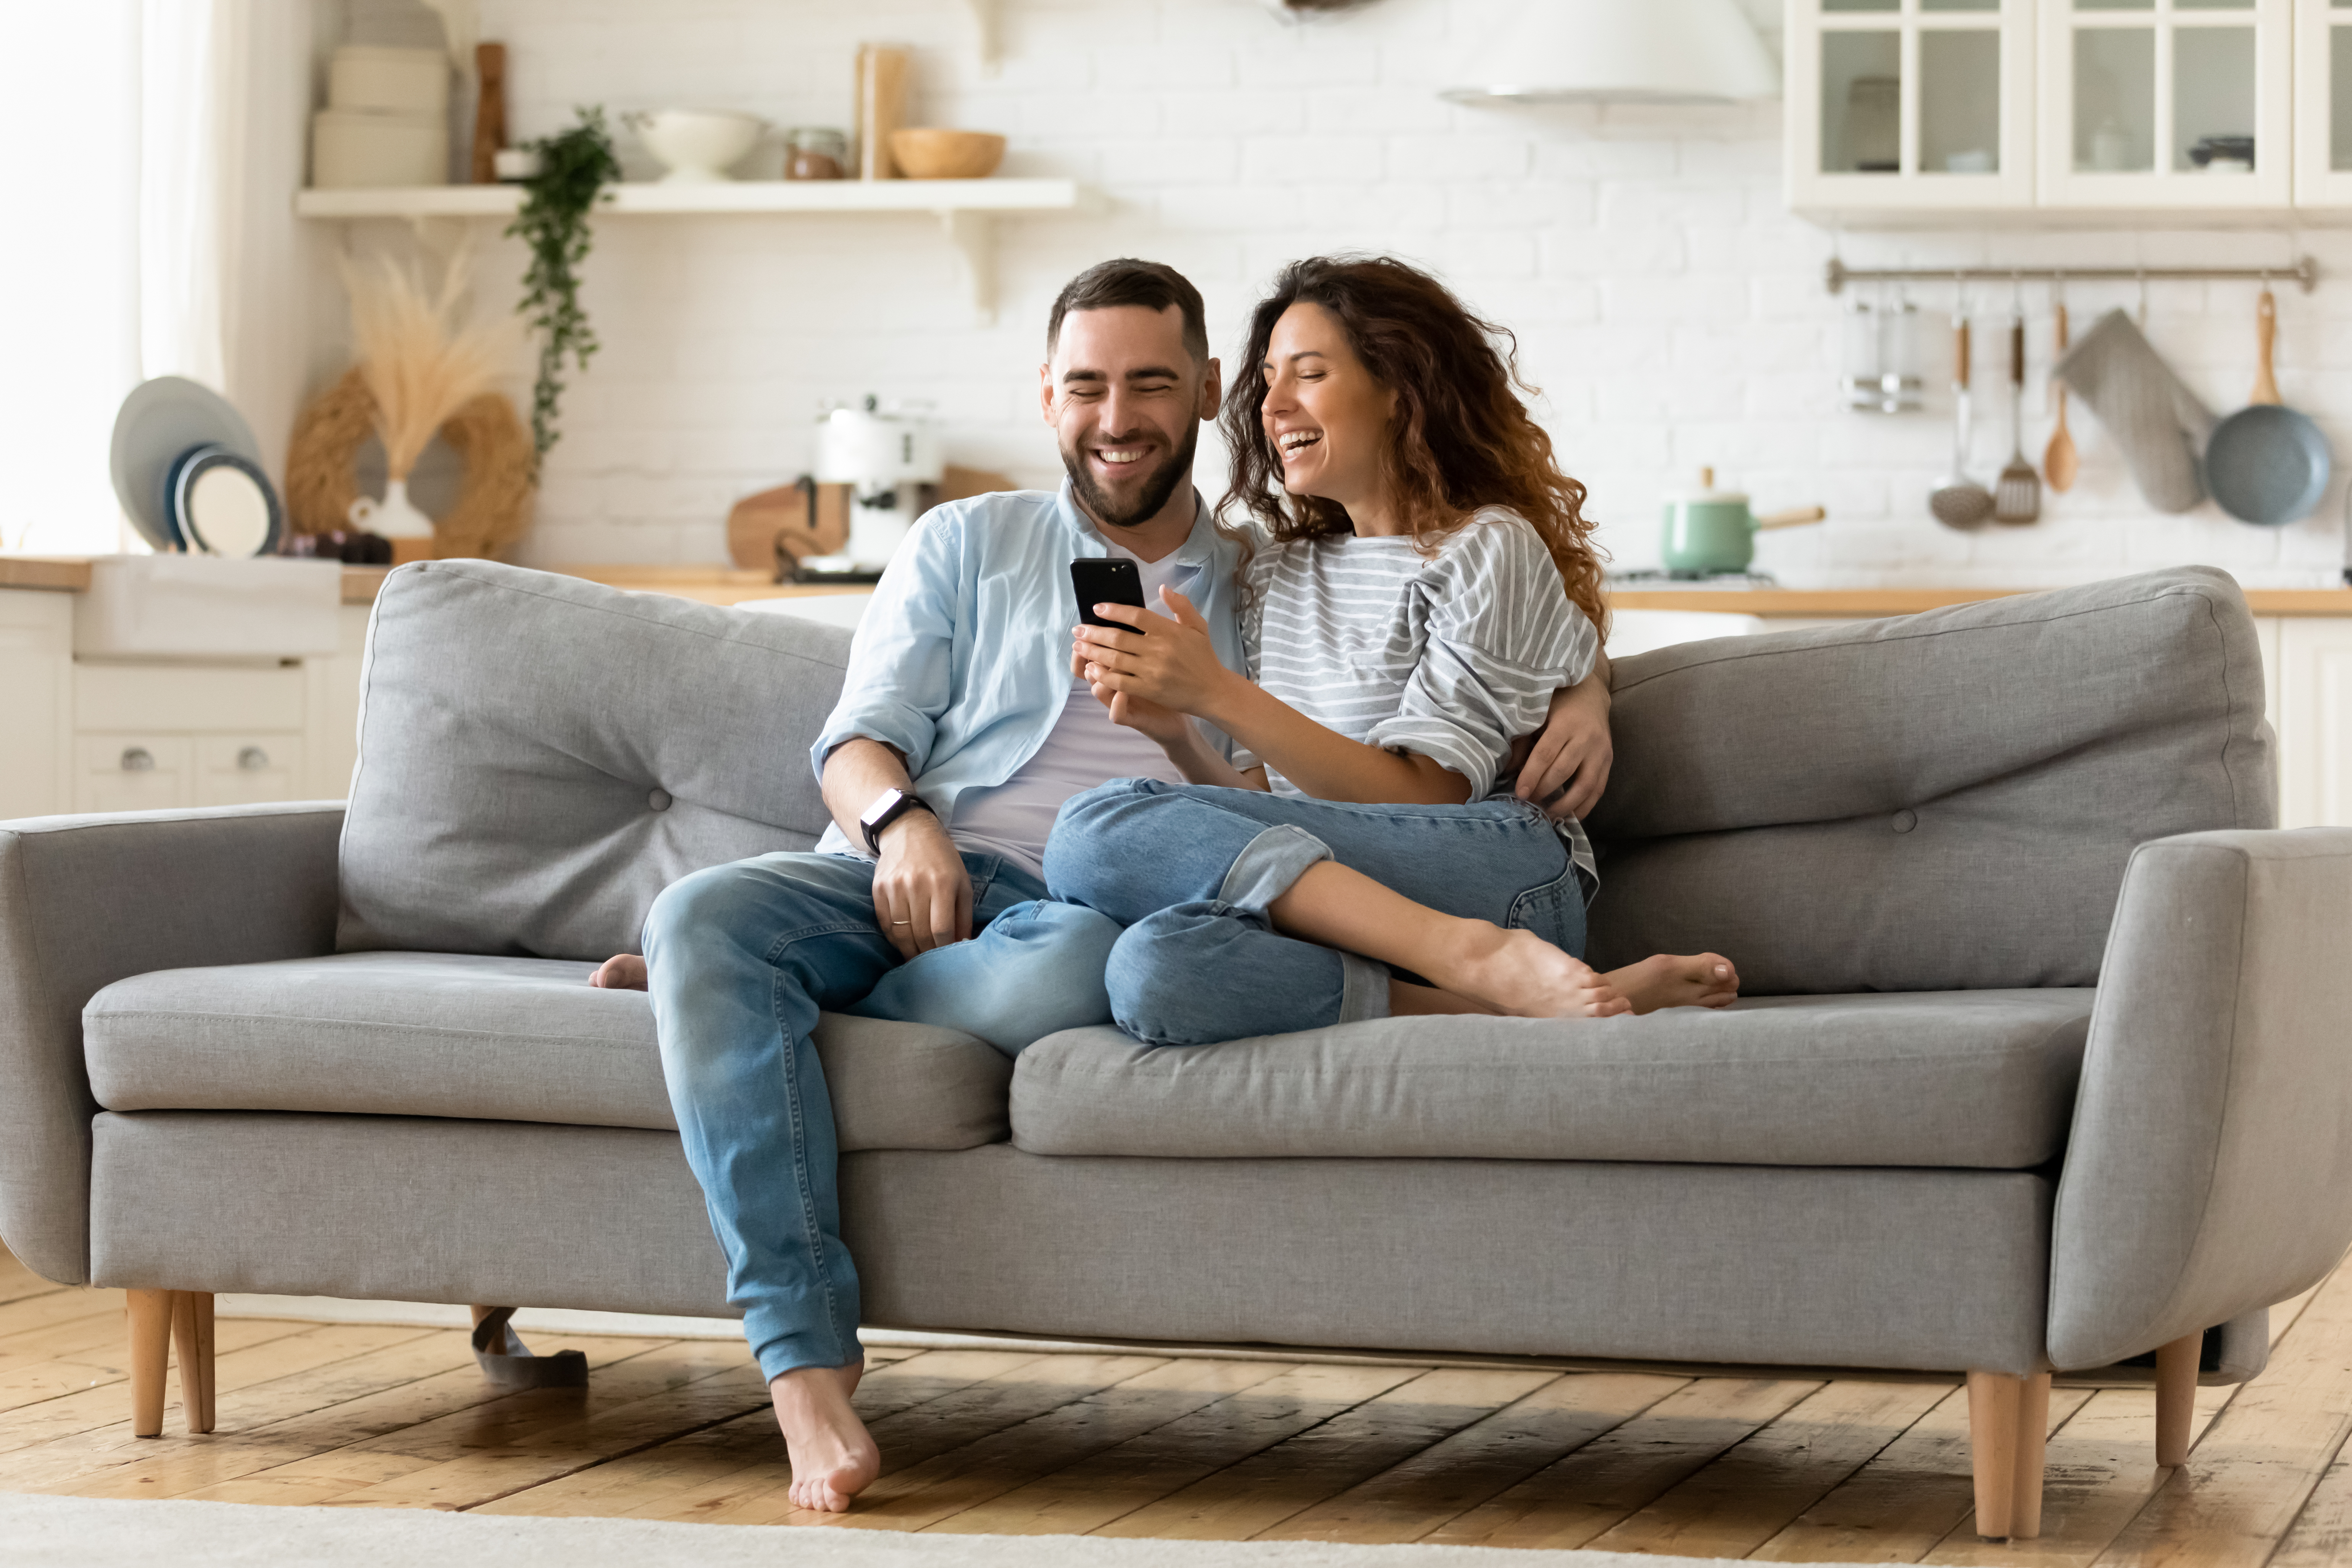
left=1606, top=953, right=1739, bottom=1015
left=1430, top=923, right=1632, bottom=1019
left=589, top=954, right=647, bottom=990
left=774, top=1362, right=879, bottom=1513
left=1388, top=978, right=1495, bottom=1017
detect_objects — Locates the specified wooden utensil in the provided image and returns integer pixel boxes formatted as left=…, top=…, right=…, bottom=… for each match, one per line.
left=857, top=45, right=910, bottom=180
left=2043, top=304, right=2078, bottom=493
left=470, top=43, right=506, bottom=186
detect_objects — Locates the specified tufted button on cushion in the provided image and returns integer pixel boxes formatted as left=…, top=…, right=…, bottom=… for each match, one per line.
left=648, top=788, right=672, bottom=812
left=1892, top=808, right=1918, bottom=833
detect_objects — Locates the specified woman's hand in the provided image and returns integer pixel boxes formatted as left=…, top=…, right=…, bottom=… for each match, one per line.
left=1072, top=589, right=1241, bottom=721
left=1514, top=667, right=1613, bottom=821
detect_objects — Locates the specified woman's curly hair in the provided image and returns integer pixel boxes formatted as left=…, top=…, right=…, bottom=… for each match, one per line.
left=1219, top=255, right=1608, bottom=642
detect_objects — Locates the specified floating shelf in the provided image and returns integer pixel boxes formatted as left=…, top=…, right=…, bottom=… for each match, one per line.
left=294, top=179, right=1095, bottom=323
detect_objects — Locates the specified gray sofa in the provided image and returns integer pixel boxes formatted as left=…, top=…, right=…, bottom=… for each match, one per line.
left=5, top=560, right=2349, bottom=1540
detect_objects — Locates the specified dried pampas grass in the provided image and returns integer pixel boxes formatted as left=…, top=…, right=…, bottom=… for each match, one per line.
left=340, top=246, right=520, bottom=482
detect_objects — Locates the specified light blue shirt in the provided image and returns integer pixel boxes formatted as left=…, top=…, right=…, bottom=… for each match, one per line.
left=810, top=479, right=1245, bottom=856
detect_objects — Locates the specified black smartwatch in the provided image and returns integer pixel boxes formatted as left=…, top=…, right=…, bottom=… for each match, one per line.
left=860, top=787, right=934, bottom=854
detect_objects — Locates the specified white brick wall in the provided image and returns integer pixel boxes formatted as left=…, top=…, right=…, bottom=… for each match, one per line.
left=327, top=0, right=2351, bottom=587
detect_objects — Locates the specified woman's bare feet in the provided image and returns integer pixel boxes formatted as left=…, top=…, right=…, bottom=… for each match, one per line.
left=589, top=954, right=647, bottom=990
left=774, top=1362, right=879, bottom=1513
left=1429, top=923, right=1631, bottom=1019
left=1606, top=953, right=1739, bottom=1015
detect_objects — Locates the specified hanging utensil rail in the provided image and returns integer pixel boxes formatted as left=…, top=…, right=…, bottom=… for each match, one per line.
left=1825, top=258, right=2318, bottom=295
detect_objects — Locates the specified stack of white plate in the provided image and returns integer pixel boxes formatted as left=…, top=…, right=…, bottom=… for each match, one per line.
left=312, top=46, right=449, bottom=188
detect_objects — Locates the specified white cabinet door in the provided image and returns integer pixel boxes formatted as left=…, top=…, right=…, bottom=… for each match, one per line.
left=2296, top=0, right=2352, bottom=205
left=1786, top=0, right=2037, bottom=218
left=0, top=590, right=71, bottom=820
left=2278, top=618, right=2352, bottom=827
left=2038, top=0, right=2293, bottom=209
left=75, top=735, right=194, bottom=814
left=195, top=735, right=307, bottom=807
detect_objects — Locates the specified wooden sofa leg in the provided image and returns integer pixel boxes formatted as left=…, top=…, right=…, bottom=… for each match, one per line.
left=127, top=1289, right=175, bottom=1439
left=1968, top=1370, right=2052, bottom=1539
left=172, top=1291, right=216, bottom=1434
left=2155, top=1331, right=2200, bottom=1467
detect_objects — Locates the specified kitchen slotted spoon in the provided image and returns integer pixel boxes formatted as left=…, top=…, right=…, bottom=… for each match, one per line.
left=1994, top=312, right=2041, bottom=523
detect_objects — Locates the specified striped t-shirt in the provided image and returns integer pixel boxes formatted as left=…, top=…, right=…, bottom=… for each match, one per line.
left=1235, top=508, right=1601, bottom=888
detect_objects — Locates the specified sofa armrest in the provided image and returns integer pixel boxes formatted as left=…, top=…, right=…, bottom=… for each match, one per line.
left=0, top=803, right=343, bottom=1286
left=2049, top=828, right=2352, bottom=1371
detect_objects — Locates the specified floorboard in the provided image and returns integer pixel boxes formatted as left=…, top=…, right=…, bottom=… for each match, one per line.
left=4, top=1242, right=2349, bottom=1563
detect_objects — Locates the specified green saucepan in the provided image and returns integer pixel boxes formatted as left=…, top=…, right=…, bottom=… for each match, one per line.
left=1660, top=468, right=1826, bottom=575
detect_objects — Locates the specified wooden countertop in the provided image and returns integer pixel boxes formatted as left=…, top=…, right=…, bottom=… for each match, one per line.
left=553, top=569, right=2352, bottom=618
left=16, top=557, right=2349, bottom=617
left=1612, top=586, right=2352, bottom=617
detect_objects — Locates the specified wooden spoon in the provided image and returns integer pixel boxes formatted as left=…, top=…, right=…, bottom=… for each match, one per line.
left=2043, top=304, right=2078, bottom=494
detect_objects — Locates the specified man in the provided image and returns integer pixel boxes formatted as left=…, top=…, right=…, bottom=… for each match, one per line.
left=602, top=259, right=1616, bottom=1512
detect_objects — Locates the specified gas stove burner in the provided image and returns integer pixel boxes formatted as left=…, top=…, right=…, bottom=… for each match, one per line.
left=1608, top=569, right=1779, bottom=587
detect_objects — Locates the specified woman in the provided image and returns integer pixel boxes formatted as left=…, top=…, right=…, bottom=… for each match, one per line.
left=1045, top=255, right=1734, bottom=1045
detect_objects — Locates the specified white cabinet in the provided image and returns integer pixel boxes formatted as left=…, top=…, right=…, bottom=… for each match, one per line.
left=0, top=591, right=73, bottom=820
left=2038, top=0, right=2292, bottom=209
left=1788, top=0, right=2038, bottom=213
left=2295, top=0, right=2352, bottom=202
left=0, top=585, right=377, bottom=821
left=2276, top=616, right=2352, bottom=826
left=1787, top=0, right=2329, bottom=218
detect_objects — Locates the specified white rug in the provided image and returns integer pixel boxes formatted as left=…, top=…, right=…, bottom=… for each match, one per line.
left=0, top=1491, right=1819, bottom=1567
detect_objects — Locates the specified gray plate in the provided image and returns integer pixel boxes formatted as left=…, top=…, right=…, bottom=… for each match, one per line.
left=2204, top=404, right=2333, bottom=526
left=108, top=377, right=265, bottom=551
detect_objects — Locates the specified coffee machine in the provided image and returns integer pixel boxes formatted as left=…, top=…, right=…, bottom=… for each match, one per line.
left=797, top=397, right=944, bottom=580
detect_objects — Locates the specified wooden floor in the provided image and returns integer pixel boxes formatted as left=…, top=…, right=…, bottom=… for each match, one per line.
left=5, top=1242, right=2351, bottom=1561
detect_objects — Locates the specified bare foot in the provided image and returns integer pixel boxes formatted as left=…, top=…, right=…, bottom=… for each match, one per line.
left=1606, top=953, right=1739, bottom=1015
left=774, top=1362, right=879, bottom=1513
left=589, top=954, right=647, bottom=990
left=1388, top=978, right=1495, bottom=1017
left=1431, top=923, right=1632, bottom=1019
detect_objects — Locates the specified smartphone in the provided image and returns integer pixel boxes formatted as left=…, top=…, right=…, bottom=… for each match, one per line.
left=1070, top=558, right=1148, bottom=629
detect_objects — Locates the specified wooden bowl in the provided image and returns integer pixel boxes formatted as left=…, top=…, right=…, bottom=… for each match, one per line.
left=887, top=129, right=1007, bottom=180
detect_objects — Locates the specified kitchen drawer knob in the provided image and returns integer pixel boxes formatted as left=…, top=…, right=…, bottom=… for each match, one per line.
left=237, top=746, right=271, bottom=772
left=120, top=747, right=154, bottom=773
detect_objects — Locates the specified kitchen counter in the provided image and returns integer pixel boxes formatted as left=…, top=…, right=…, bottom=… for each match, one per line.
left=3, top=557, right=394, bottom=606
left=1610, top=586, right=2352, bottom=617
left=14, top=558, right=2349, bottom=617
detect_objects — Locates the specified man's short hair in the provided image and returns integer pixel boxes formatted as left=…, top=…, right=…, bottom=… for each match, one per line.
left=1046, top=259, right=1210, bottom=365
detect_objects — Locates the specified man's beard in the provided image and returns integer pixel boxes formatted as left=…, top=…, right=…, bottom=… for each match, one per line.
left=1062, top=420, right=1199, bottom=531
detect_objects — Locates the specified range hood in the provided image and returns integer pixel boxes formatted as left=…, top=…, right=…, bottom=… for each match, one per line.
left=1440, top=0, right=1779, bottom=106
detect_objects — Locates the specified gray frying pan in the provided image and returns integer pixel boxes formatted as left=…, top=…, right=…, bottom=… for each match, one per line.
left=2205, top=289, right=2332, bottom=526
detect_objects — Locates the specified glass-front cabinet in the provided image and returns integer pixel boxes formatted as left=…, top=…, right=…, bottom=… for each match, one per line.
left=2296, top=0, right=2352, bottom=203
left=2037, top=0, right=2292, bottom=205
left=1787, top=0, right=2037, bottom=211
left=1784, top=0, right=2340, bottom=216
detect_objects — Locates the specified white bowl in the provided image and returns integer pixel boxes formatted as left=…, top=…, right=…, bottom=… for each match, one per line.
left=625, top=110, right=766, bottom=183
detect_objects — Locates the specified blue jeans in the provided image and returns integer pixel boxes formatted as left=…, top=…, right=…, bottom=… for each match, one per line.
left=641, top=851, right=1120, bottom=1381
left=1044, top=779, right=1587, bottom=1047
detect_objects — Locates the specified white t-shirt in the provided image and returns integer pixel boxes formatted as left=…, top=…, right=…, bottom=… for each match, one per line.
left=945, top=544, right=1198, bottom=879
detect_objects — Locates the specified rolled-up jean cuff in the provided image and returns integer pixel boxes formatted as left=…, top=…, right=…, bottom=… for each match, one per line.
left=1337, top=950, right=1391, bottom=1025
left=1217, top=823, right=1333, bottom=913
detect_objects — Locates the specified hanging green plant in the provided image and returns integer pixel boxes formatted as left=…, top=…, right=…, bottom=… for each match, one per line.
left=507, top=106, right=621, bottom=460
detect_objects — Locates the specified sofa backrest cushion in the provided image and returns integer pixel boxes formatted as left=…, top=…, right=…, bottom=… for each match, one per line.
left=339, top=562, right=851, bottom=960
left=1583, top=568, right=2274, bottom=994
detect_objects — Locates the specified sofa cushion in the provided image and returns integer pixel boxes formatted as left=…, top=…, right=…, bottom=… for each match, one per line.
left=1011, top=989, right=2095, bottom=1169
left=84, top=952, right=1011, bottom=1152
left=1585, top=568, right=2274, bottom=993
left=339, top=561, right=854, bottom=961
